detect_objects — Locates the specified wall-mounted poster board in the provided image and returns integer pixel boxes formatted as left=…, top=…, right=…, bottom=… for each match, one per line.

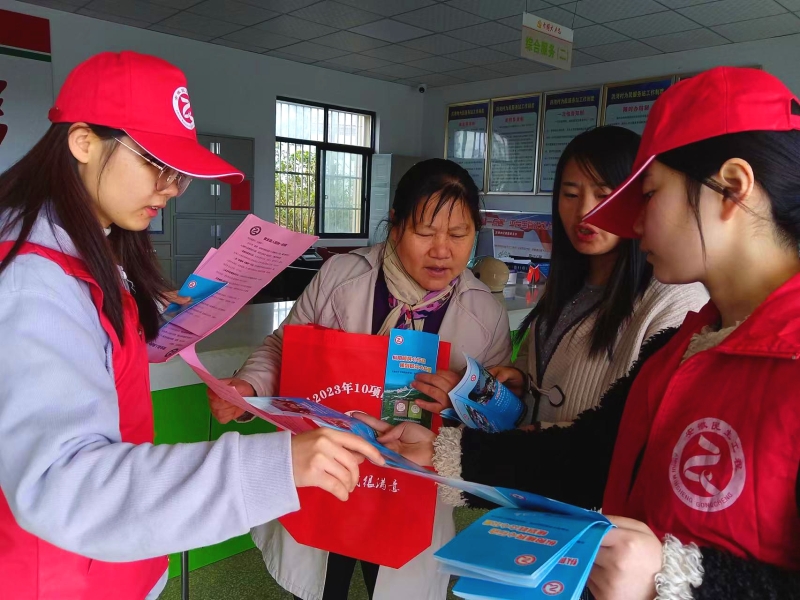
left=601, top=77, right=673, bottom=135
left=488, top=94, right=541, bottom=194
left=0, top=9, right=53, bottom=173
left=445, top=101, right=489, bottom=191
left=537, top=87, right=601, bottom=195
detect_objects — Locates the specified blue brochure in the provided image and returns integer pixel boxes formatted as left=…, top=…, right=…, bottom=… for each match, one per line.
left=382, top=328, right=440, bottom=428
left=444, top=354, right=525, bottom=432
left=452, top=522, right=611, bottom=599
left=161, top=273, right=227, bottom=325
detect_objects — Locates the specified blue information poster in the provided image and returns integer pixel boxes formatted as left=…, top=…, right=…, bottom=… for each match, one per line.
left=489, top=95, right=541, bottom=193
left=447, top=101, right=489, bottom=191
left=602, top=78, right=672, bottom=135
left=538, top=88, right=601, bottom=195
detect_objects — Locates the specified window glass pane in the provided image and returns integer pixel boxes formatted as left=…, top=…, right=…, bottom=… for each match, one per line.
left=275, top=141, right=317, bottom=235
left=323, top=150, right=363, bottom=234
left=276, top=100, right=324, bottom=142
left=327, top=109, right=372, bottom=147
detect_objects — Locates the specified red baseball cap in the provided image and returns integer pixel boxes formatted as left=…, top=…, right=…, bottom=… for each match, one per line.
left=49, top=51, right=243, bottom=183
left=584, top=66, right=800, bottom=238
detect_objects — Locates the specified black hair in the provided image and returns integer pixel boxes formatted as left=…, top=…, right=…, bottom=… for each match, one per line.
left=0, top=123, right=170, bottom=343
left=515, top=126, right=653, bottom=358
left=387, top=158, right=482, bottom=238
left=658, top=130, right=800, bottom=253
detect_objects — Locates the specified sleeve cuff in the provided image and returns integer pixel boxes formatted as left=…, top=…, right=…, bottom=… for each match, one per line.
left=433, top=426, right=467, bottom=507
left=655, top=533, right=704, bottom=600
left=237, top=431, right=300, bottom=527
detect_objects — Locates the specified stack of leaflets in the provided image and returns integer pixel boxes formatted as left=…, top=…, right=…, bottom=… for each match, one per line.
left=381, top=328, right=440, bottom=428
left=441, top=355, right=526, bottom=432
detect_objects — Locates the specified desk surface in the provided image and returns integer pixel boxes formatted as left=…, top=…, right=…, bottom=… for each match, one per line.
left=150, top=284, right=542, bottom=391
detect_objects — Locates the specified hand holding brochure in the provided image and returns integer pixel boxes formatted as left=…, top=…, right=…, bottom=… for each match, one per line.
left=179, top=350, right=611, bottom=600
left=443, top=354, right=525, bottom=432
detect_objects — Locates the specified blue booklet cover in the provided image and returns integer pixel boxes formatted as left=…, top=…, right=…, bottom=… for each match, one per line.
left=452, top=522, right=611, bottom=599
left=161, top=273, right=227, bottom=326
left=435, top=508, right=606, bottom=589
left=381, top=328, right=440, bottom=427
left=442, top=354, right=525, bottom=432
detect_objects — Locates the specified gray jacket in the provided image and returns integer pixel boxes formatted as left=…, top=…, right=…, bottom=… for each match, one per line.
left=0, top=210, right=299, bottom=563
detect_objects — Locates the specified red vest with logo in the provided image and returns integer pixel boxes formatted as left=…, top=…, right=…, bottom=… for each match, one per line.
left=603, top=273, right=800, bottom=570
left=0, top=242, right=168, bottom=600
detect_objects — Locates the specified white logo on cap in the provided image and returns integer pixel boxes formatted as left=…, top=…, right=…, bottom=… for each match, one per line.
left=172, top=87, right=194, bottom=130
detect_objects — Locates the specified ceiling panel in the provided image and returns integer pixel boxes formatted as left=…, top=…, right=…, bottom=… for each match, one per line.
left=21, top=0, right=82, bottom=8
left=78, top=7, right=152, bottom=27
left=265, top=49, right=319, bottom=62
left=490, top=58, right=553, bottom=75
left=642, top=27, right=729, bottom=52
left=677, top=0, right=787, bottom=27
left=489, top=39, right=523, bottom=56
left=444, top=0, right=526, bottom=20
left=776, top=0, right=800, bottom=9
left=404, top=55, right=469, bottom=72
left=315, top=60, right=361, bottom=73
left=212, top=38, right=269, bottom=52
left=325, top=53, right=392, bottom=70
left=236, top=0, right=319, bottom=12
left=654, top=0, right=715, bottom=7
left=157, top=12, right=243, bottom=36
left=149, top=23, right=218, bottom=40
left=392, top=4, right=486, bottom=32
left=712, top=12, right=800, bottom=41
left=315, top=31, right=390, bottom=51
left=401, top=33, right=477, bottom=53
left=334, top=0, right=435, bottom=17
left=582, top=39, right=662, bottom=61
left=448, top=65, right=504, bottom=80
left=188, top=0, right=279, bottom=26
left=358, top=71, right=401, bottom=81
left=279, top=40, right=353, bottom=58
left=361, top=44, right=433, bottom=62
left=254, top=15, right=337, bottom=39
left=605, top=11, right=702, bottom=38
left=290, top=0, right=382, bottom=28
left=571, top=49, right=604, bottom=65
left=221, top=28, right=301, bottom=48
left=349, top=19, right=433, bottom=42
left=445, top=46, right=513, bottom=65
left=148, top=0, right=205, bottom=10
left=403, top=73, right=468, bottom=87
left=572, top=24, right=629, bottom=48
left=446, top=21, right=520, bottom=44
left=574, top=0, right=667, bottom=23
left=367, top=63, right=433, bottom=78
left=81, top=0, right=177, bottom=23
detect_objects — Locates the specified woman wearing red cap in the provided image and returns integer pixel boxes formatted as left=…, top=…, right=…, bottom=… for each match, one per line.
left=360, top=66, right=800, bottom=598
left=0, top=51, right=383, bottom=600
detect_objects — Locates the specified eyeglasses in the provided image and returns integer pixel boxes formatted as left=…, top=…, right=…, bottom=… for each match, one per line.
left=114, top=138, right=193, bottom=196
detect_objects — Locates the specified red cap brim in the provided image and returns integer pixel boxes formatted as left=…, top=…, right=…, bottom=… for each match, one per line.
left=583, top=155, right=655, bottom=239
left=125, top=129, right=245, bottom=183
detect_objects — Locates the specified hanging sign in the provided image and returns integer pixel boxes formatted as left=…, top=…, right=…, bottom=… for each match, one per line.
left=520, top=12, right=573, bottom=71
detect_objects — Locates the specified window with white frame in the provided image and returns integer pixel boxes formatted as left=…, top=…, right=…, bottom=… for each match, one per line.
left=275, top=98, right=375, bottom=237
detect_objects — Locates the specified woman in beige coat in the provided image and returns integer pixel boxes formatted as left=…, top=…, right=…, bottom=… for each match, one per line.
left=208, top=158, right=511, bottom=600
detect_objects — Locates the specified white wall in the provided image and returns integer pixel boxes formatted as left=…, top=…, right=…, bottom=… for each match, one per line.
left=420, top=33, right=800, bottom=212
left=3, top=0, right=425, bottom=238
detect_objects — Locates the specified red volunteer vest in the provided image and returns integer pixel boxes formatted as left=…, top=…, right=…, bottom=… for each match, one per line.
left=0, top=242, right=168, bottom=600
left=603, top=274, right=800, bottom=570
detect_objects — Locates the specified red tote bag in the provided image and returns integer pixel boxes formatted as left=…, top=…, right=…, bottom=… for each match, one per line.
left=278, top=324, right=450, bottom=568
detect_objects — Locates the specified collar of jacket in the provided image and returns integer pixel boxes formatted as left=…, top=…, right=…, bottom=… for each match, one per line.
left=684, top=272, right=800, bottom=360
